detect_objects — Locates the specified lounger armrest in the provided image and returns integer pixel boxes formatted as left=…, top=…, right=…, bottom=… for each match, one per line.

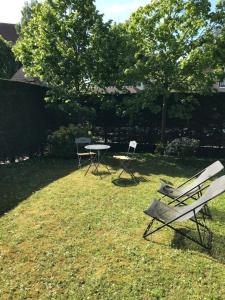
left=158, top=181, right=176, bottom=195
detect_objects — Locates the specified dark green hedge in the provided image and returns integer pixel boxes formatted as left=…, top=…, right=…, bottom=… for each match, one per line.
left=0, top=79, right=47, bottom=161
left=46, top=91, right=225, bottom=146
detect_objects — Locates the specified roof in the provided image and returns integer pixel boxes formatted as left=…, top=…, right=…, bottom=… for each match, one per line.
left=0, top=23, right=18, bottom=44
left=93, top=85, right=143, bottom=95
left=11, top=68, right=42, bottom=86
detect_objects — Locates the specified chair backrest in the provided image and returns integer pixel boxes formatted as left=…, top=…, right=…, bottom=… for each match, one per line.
left=75, top=137, right=91, bottom=144
left=197, top=160, right=224, bottom=183
left=75, top=137, right=91, bottom=153
left=180, top=160, right=224, bottom=194
left=178, top=175, right=225, bottom=221
left=148, top=175, right=225, bottom=223
left=128, top=141, right=137, bottom=154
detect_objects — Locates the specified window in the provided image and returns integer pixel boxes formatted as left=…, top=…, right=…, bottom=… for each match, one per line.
left=219, top=80, right=225, bottom=88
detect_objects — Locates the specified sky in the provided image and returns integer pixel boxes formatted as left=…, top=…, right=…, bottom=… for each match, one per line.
left=0, top=0, right=218, bottom=25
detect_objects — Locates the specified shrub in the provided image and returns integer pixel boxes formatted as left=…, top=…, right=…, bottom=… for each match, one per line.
left=47, top=124, right=91, bottom=158
left=154, top=143, right=165, bottom=155
left=165, top=137, right=200, bottom=157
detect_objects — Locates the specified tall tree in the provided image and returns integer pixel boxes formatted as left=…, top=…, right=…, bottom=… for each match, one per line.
left=212, top=0, right=225, bottom=71
left=127, top=0, right=223, bottom=144
left=0, top=36, right=20, bottom=79
left=16, top=0, right=39, bottom=34
left=13, top=0, right=134, bottom=105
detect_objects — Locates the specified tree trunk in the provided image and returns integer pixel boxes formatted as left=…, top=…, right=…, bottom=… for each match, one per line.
left=160, top=94, right=167, bottom=145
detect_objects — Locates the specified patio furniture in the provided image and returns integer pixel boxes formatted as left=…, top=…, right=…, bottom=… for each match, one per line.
left=75, top=137, right=96, bottom=168
left=113, top=140, right=138, bottom=182
left=158, top=160, right=224, bottom=218
left=84, top=144, right=111, bottom=178
left=143, top=175, right=225, bottom=251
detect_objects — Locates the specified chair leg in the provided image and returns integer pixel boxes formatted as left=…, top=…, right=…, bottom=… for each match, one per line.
left=143, top=216, right=213, bottom=251
left=118, top=168, right=125, bottom=178
left=118, top=161, right=137, bottom=182
left=190, top=212, right=213, bottom=250
left=78, top=156, right=82, bottom=168
left=143, top=218, right=156, bottom=238
left=203, top=205, right=212, bottom=219
left=143, top=218, right=169, bottom=239
left=84, top=161, right=94, bottom=176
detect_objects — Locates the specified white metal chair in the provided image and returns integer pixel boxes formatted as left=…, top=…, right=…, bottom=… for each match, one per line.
left=113, top=140, right=138, bottom=182
left=75, top=137, right=96, bottom=168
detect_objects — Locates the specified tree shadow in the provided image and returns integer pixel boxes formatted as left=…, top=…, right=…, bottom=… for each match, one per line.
left=0, top=157, right=77, bottom=217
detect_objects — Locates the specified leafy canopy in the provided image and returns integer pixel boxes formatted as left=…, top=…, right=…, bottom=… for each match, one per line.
left=16, top=0, right=39, bottom=35
left=127, top=0, right=220, bottom=94
left=13, top=0, right=134, bottom=104
left=0, top=36, right=20, bottom=79
left=126, top=0, right=224, bottom=142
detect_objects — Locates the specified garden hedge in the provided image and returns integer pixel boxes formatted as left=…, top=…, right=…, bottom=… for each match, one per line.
left=0, top=79, right=47, bottom=162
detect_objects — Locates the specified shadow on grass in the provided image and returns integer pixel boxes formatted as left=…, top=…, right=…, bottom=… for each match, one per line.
left=106, top=154, right=223, bottom=179
left=0, top=157, right=77, bottom=217
left=210, top=208, right=225, bottom=223
left=171, top=229, right=225, bottom=264
left=91, top=170, right=111, bottom=178
left=112, top=176, right=149, bottom=187
left=112, top=178, right=139, bottom=187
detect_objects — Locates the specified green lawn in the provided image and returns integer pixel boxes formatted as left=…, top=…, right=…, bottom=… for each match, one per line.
left=0, top=155, right=225, bottom=299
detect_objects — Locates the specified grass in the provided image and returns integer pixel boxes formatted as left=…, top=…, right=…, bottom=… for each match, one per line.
left=0, top=154, right=225, bottom=299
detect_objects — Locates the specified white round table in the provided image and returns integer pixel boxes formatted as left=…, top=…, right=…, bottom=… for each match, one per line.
left=85, top=144, right=110, bottom=151
left=84, top=144, right=111, bottom=177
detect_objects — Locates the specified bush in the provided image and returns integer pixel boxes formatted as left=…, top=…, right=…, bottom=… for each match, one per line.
left=47, top=124, right=91, bottom=158
left=154, top=143, right=165, bottom=155
left=165, top=137, right=200, bottom=157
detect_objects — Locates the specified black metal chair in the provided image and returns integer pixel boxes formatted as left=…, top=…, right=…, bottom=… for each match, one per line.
left=113, top=141, right=138, bottom=182
left=143, top=175, right=225, bottom=251
left=157, top=160, right=224, bottom=218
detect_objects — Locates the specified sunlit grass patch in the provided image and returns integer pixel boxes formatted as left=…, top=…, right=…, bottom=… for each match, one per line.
left=0, top=156, right=225, bottom=299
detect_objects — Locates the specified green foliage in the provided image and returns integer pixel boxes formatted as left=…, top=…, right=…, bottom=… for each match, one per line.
left=165, top=137, right=200, bottom=157
left=47, top=124, right=91, bottom=158
left=0, top=80, right=47, bottom=162
left=91, top=23, right=136, bottom=88
left=127, top=0, right=224, bottom=142
left=16, top=0, right=39, bottom=34
left=154, top=143, right=165, bottom=155
left=46, top=100, right=96, bottom=128
left=128, top=0, right=219, bottom=92
left=0, top=36, right=20, bottom=79
left=168, top=94, right=200, bottom=120
left=13, top=0, right=134, bottom=104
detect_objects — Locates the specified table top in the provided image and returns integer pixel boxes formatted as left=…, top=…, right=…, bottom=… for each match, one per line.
left=85, top=144, right=110, bottom=151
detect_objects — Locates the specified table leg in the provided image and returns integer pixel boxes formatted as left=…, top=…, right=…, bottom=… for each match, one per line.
left=92, top=149, right=111, bottom=177
left=84, top=157, right=95, bottom=176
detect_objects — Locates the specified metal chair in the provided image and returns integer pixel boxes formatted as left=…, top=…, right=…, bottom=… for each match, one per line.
left=113, top=140, right=138, bottom=182
left=157, top=161, right=224, bottom=218
left=75, top=137, right=96, bottom=168
left=143, top=175, right=225, bottom=251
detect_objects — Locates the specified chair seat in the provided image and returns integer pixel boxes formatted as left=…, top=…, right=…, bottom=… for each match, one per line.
left=113, top=155, right=133, bottom=160
left=78, top=152, right=96, bottom=156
